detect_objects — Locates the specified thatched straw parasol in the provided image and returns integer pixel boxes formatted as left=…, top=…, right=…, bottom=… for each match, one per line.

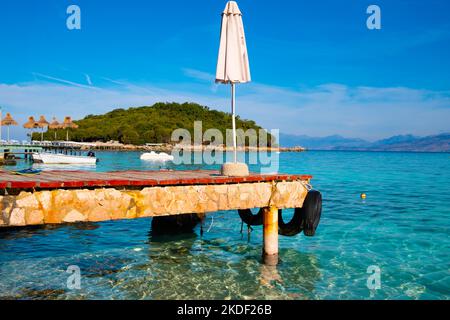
left=23, top=116, right=40, bottom=142
left=49, top=117, right=62, bottom=140
left=23, top=116, right=39, bottom=129
left=1, top=112, right=18, bottom=142
left=62, top=116, right=79, bottom=141
left=37, top=115, right=49, bottom=141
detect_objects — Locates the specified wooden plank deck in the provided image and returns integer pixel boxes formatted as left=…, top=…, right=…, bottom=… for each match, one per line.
left=0, top=169, right=312, bottom=190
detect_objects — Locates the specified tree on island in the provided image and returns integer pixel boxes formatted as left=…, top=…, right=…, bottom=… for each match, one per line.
left=34, top=102, right=273, bottom=146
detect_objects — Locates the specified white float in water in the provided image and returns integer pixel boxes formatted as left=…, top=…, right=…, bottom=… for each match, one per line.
left=140, top=151, right=174, bottom=162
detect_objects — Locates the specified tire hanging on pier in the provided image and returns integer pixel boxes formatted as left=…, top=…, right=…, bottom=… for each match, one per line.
left=278, top=190, right=322, bottom=237
left=151, top=213, right=204, bottom=235
left=238, top=208, right=264, bottom=226
left=301, top=190, right=322, bottom=236
left=237, top=191, right=322, bottom=236
left=278, top=208, right=303, bottom=236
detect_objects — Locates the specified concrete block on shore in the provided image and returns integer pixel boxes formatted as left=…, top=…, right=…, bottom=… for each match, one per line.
left=221, top=162, right=249, bottom=177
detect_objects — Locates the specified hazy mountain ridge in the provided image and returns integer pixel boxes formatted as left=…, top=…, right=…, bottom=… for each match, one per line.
left=280, top=133, right=450, bottom=152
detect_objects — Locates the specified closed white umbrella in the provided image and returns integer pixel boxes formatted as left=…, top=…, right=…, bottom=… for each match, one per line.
left=216, top=1, right=251, bottom=164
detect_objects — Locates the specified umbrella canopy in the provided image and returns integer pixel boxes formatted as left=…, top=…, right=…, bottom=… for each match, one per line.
left=1, top=113, right=18, bottom=126
left=49, top=117, right=62, bottom=140
left=215, top=1, right=251, bottom=163
left=23, top=116, right=39, bottom=142
left=49, top=117, right=62, bottom=129
left=62, top=116, right=79, bottom=141
left=215, top=1, right=251, bottom=84
left=23, top=116, right=39, bottom=129
left=36, top=115, right=50, bottom=141
left=1, top=112, right=18, bottom=142
left=37, top=115, right=49, bottom=128
left=62, top=116, right=79, bottom=129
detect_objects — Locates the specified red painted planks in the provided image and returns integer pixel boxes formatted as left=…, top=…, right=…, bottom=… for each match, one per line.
left=0, top=169, right=312, bottom=190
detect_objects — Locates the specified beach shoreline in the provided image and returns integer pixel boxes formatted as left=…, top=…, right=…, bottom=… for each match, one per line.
left=75, top=141, right=306, bottom=153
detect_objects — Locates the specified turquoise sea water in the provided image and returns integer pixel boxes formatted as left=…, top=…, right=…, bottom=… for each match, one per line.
left=0, top=151, right=449, bottom=299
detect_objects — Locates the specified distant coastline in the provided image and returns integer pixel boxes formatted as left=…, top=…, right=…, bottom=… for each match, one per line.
left=280, top=132, right=450, bottom=153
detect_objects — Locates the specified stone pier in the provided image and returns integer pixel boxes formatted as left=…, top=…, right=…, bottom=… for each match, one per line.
left=0, top=169, right=315, bottom=265
left=0, top=180, right=308, bottom=227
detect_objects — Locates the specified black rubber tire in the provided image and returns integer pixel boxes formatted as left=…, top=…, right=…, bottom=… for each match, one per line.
left=151, top=213, right=203, bottom=235
left=301, top=190, right=322, bottom=236
left=278, top=208, right=303, bottom=236
left=238, top=208, right=264, bottom=226
left=278, top=190, right=322, bottom=237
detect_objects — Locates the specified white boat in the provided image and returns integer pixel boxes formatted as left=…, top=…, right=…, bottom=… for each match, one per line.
left=140, top=151, right=174, bottom=162
left=32, top=152, right=97, bottom=165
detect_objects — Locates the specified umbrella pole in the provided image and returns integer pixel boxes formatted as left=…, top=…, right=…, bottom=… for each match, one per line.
left=41, top=129, right=43, bottom=142
left=7, top=126, right=10, bottom=142
left=66, top=129, right=69, bottom=141
left=231, top=83, right=237, bottom=163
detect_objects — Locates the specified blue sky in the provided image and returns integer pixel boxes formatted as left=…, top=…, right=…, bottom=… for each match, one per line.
left=0, top=0, right=449, bottom=141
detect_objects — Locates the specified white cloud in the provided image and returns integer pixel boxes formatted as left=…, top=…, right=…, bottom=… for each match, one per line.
left=182, top=68, right=214, bottom=82
left=85, top=74, right=93, bottom=86
left=0, top=73, right=449, bottom=141
left=183, top=68, right=220, bottom=93
left=32, top=73, right=96, bottom=90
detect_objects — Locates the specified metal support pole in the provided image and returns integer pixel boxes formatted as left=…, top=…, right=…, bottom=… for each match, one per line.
left=262, top=206, right=279, bottom=266
left=231, top=83, right=237, bottom=163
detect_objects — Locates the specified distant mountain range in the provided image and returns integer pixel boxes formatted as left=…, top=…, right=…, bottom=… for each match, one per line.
left=279, top=133, right=450, bottom=152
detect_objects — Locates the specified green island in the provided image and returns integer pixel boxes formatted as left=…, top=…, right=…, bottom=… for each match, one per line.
left=34, top=102, right=273, bottom=146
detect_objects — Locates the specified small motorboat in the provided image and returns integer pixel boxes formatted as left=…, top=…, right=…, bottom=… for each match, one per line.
left=140, top=151, right=174, bottom=162
left=12, top=168, right=42, bottom=175
left=32, top=151, right=97, bottom=165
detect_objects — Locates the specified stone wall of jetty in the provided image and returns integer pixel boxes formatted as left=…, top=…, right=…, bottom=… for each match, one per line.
left=0, top=181, right=308, bottom=227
